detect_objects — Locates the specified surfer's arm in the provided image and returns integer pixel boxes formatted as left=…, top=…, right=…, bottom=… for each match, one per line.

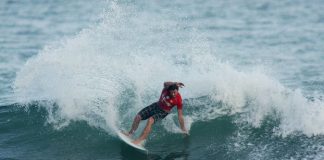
left=164, top=81, right=185, bottom=89
left=177, top=109, right=188, bottom=135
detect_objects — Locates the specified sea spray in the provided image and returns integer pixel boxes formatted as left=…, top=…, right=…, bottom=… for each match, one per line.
left=13, top=1, right=324, bottom=138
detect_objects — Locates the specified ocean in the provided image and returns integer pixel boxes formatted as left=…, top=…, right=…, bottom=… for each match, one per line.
left=1, top=0, right=324, bottom=159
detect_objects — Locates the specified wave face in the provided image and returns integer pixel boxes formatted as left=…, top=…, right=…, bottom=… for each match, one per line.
left=1, top=103, right=324, bottom=160
left=4, top=0, right=324, bottom=159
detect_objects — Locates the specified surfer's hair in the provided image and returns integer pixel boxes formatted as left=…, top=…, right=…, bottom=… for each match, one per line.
left=167, top=84, right=179, bottom=91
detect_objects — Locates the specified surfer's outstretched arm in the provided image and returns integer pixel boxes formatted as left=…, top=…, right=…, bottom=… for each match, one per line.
left=177, top=109, right=188, bottom=135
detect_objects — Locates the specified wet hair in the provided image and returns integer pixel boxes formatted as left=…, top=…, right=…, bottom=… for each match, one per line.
left=167, top=84, right=179, bottom=91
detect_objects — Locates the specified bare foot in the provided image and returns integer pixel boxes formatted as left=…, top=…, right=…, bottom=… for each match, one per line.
left=132, top=139, right=142, bottom=145
left=121, top=131, right=132, bottom=138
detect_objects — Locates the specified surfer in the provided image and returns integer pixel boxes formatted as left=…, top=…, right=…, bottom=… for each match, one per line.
left=124, top=81, right=188, bottom=145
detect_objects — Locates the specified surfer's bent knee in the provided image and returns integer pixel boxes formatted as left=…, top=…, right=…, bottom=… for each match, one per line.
left=148, top=117, right=154, bottom=125
left=135, top=114, right=142, bottom=121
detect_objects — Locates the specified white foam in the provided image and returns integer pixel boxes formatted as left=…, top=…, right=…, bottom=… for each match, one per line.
left=13, top=1, right=324, bottom=137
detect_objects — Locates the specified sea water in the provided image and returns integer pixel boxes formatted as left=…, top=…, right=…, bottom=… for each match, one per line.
left=1, top=0, right=324, bottom=159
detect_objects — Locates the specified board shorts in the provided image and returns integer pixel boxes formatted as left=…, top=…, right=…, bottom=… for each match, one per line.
left=137, top=102, right=169, bottom=122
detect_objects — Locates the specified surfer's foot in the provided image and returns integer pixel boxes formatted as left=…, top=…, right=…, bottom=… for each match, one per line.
left=121, top=131, right=132, bottom=137
left=132, top=139, right=143, bottom=146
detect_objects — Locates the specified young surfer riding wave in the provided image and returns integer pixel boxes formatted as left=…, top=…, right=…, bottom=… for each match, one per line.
left=123, top=81, right=188, bottom=145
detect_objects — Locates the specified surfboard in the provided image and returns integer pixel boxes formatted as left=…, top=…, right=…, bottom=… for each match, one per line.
left=117, top=131, right=148, bottom=152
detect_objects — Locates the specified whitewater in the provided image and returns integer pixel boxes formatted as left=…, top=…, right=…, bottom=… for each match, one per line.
left=1, top=0, right=324, bottom=159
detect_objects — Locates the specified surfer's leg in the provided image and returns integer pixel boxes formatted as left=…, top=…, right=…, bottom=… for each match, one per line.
left=133, top=117, right=154, bottom=145
left=127, top=114, right=142, bottom=136
left=127, top=103, right=157, bottom=136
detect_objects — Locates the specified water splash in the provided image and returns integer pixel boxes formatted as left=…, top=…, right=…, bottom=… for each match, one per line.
left=13, top=1, right=324, bottom=138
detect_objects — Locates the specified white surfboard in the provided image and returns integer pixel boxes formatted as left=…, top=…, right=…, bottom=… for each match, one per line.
left=117, top=131, right=148, bottom=152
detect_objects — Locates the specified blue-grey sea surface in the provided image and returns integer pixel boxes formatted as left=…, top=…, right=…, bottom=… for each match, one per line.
left=1, top=0, right=324, bottom=159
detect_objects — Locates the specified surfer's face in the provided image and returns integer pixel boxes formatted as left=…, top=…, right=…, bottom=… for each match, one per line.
left=169, top=89, right=178, bottom=98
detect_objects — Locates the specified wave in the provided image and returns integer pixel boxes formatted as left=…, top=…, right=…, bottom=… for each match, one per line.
left=1, top=102, right=324, bottom=160
left=12, top=1, right=324, bottom=139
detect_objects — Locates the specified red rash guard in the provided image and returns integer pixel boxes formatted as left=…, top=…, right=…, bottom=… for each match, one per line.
left=158, top=89, right=183, bottom=112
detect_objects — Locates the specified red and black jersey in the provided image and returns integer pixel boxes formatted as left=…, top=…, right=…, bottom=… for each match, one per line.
left=158, top=89, right=182, bottom=112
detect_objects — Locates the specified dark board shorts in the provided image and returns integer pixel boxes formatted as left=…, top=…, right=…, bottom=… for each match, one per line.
left=137, top=102, right=169, bottom=122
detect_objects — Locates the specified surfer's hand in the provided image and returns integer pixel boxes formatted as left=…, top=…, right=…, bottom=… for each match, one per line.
left=177, top=82, right=185, bottom=88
